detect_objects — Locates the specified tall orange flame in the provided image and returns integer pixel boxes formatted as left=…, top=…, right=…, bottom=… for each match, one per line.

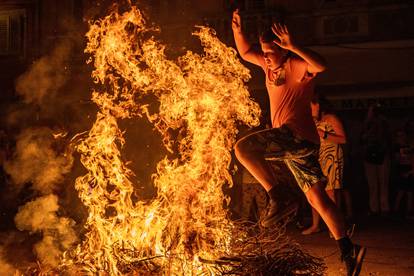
left=63, top=5, right=260, bottom=274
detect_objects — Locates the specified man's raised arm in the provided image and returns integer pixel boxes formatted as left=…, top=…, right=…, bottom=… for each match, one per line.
left=232, top=9, right=263, bottom=67
left=271, top=23, right=327, bottom=74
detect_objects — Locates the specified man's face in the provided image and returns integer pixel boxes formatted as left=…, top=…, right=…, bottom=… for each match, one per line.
left=260, top=42, right=285, bottom=70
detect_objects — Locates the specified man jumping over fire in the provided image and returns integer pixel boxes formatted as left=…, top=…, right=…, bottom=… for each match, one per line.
left=231, top=9, right=366, bottom=276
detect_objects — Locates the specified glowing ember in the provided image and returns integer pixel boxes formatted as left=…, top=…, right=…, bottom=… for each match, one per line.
left=61, top=4, right=260, bottom=275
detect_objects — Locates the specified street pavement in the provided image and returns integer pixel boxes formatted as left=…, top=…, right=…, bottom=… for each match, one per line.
left=288, top=216, right=414, bottom=276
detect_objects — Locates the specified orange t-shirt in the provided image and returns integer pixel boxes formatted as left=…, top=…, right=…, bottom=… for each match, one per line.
left=260, top=56, right=320, bottom=144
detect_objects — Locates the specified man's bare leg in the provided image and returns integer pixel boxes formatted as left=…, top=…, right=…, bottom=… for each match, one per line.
left=302, top=189, right=336, bottom=235
left=305, top=183, right=346, bottom=239
left=234, top=143, right=277, bottom=192
left=305, top=183, right=368, bottom=275
left=234, top=139, right=299, bottom=227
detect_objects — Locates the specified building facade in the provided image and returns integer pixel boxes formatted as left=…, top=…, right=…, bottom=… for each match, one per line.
left=0, top=0, right=83, bottom=103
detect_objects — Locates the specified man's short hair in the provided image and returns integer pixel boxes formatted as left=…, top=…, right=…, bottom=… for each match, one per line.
left=259, top=28, right=285, bottom=53
left=259, top=28, right=277, bottom=44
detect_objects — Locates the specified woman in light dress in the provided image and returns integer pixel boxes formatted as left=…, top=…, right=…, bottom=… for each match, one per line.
left=302, top=95, right=347, bottom=235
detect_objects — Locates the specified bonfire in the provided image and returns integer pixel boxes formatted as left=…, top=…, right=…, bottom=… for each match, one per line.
left=16, top=4, right=325, bottom=275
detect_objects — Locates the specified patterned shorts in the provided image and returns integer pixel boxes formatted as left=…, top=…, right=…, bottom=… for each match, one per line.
left=235, top=126, right=325, bottom=193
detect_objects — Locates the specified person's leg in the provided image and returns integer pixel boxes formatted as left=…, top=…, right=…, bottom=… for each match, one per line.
left=393, top=189, right=404, bottom=213
left=364, top=162, right=379, bottom=214
left=328, top=189, right=339, bottom=237
left=294, top=192, right=308, bottom=230
left=234, top=133, right=277, bottom=192
left=328, top=189, right=337, bottom=205
left=271, top=132, right=366, bottom=275
left=234, top=128, right=299, bottom=226
left=281, top=137, right=365, bottom=275
left=301, top=207, right=321, bottom=235
left=305, top=183, right=346, bottom=238
left=306, top=182, right=366, bottom=275
left=378, top=157, right=390, bottom=214
left=302, top=189, right=335, bottom=235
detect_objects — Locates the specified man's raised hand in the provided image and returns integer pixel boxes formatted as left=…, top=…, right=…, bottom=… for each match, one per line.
left=271, top=23, right=295, bottom=50
left=232, top=9, right=242, bottom=33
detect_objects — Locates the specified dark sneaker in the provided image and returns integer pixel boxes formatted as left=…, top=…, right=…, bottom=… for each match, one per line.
left=342, top=244, right=366, bottom=276
left=260, top=199, right=298, bottom=227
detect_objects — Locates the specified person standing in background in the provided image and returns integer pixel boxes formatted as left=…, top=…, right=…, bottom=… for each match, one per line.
left=302, top=95, right=347, bottom=235
left=361, top=103, right=391, bottom=216
left=392, top=126, right=414, bottom=218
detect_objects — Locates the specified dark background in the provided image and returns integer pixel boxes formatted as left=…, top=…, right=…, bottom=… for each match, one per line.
left=0, top=0, right=413, bottom=250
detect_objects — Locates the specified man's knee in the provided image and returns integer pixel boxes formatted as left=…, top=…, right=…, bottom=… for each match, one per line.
left=234, top=139, right=250, bottom=162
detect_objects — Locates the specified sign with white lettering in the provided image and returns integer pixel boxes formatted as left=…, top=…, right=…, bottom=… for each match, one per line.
left=331, top=97, right=414, bottom=110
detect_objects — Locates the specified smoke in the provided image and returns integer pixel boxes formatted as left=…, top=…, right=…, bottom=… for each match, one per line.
left=2, top=127, right=76, bottom=269
left=0, top=246, right=17, bottom=275
left=14, top=194, right=78, bottom=267
left=3, top=127, right=73, bottom=194
left=2, top=101, right=78, bottom=272
left=15, top=40, right=73, bottom=106
left=0, top=8, right=91, bottom=273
